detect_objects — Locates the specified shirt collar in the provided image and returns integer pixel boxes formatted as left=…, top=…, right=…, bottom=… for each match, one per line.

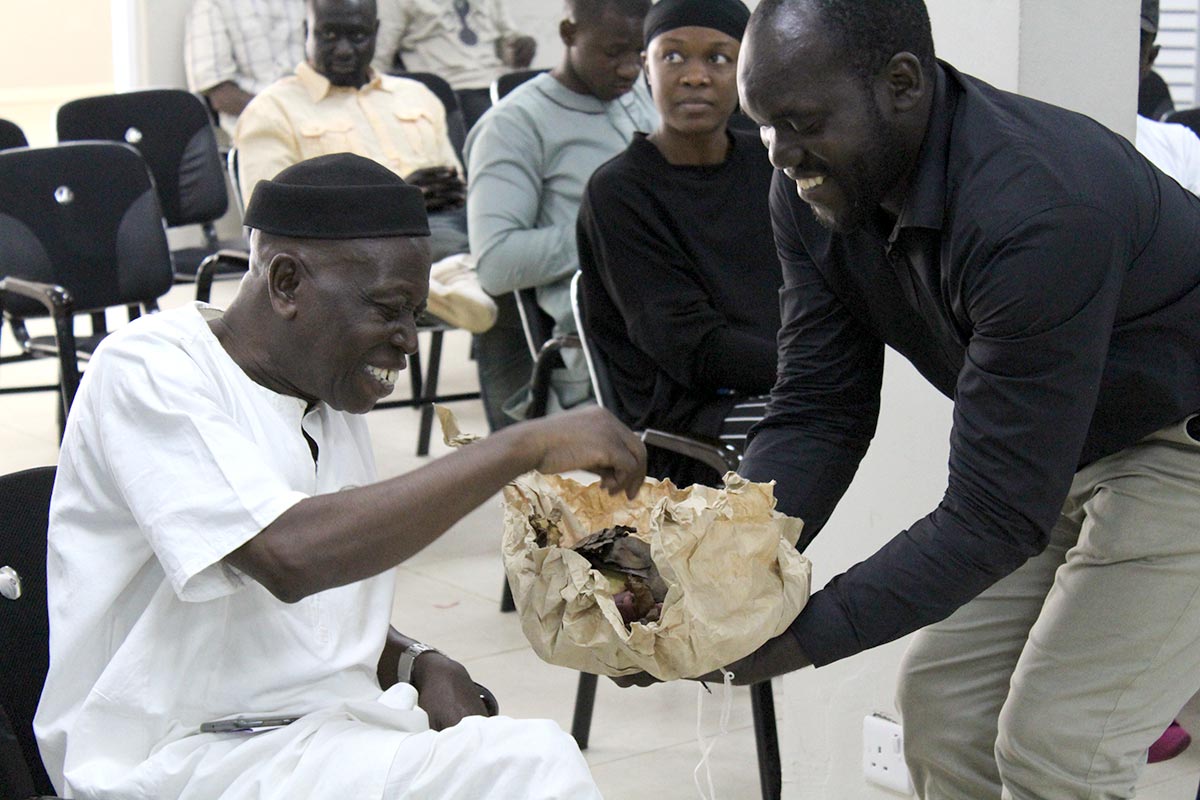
left=889, top=62, right=954, bottom=242
left=536, top=72, right=622, bottom=114
left=296, top=62, right=384, bottom=102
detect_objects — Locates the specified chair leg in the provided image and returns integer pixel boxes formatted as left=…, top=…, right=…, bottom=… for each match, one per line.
left=56, top=385, right=66, bottom=443
left=408, top=346, right=423, bottom=406
left=750, top=680, right=782, bottom=800
left=53, top=303, right=81, bottom=430
left=500, top=576, right=516, bottom=612
left=571, top=672, right=599, bottom=750
left=416, top=330, right=443, bottom=456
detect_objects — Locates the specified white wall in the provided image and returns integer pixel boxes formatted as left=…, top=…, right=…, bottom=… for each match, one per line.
left=1016, top=0, right=1138, bottom=137
left=0, top=0, right=114, bottom=146
left=112, top=0, right=193, bottom=91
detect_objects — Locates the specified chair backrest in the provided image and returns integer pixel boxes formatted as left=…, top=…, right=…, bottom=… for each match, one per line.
left=569, top=271, right=618, bottom=410
left=0, top=466, right=57, bottom=797
left=396, top=71, right=468, bottom=167
left=0, top=118, right=28, bottom=151
left=0, top=142, right=175, bottom=318
left=490, top=68, right=548, bottom=105
left=1165, top=108, right=1200, bottom=140
left=513, top=286, right=556, bottom=358
left=56, top=89, right=228, bottom=229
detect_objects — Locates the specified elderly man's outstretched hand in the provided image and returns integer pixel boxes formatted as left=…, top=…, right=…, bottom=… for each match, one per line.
left=525, top=407, right=647, bottom=499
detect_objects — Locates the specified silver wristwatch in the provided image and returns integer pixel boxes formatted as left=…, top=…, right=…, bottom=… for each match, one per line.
left=397, top=641, right=440, bottom=685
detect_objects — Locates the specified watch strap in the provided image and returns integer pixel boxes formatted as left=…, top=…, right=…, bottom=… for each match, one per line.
left=397, top=641, right=439, bottom=685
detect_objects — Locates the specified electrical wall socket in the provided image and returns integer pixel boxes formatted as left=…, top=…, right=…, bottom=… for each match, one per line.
left=863, top=713, right=914, bottom=795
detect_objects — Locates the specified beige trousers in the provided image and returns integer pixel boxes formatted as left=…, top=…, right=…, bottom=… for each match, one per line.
left=897, top=415, right=1200, bottom=800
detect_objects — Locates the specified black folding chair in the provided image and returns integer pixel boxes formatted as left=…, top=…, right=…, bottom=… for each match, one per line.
left=347, top=76, right=481, bottom=454
left=512, top=286, right=580, bottom=420
left=570, top=272, right=780, bottom=799
left=489, top=68, right=548, bottom=105
left=0, top=466, right=61, bottom=799
left=56, top=89, right=248, bottom=302
left=0, top=119, right=28, bottom=151
left=0, top=142, right=175, bottom=433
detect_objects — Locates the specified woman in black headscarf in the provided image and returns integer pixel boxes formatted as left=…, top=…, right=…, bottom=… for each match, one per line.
left=576, top=0, right=781, bottom=487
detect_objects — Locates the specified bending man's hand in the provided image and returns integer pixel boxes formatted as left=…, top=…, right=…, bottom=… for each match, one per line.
left=696, top=632, right=812, bottom=686
left=611, top=632, right=811, bottom=689
left=410, top=650, right=494, bottom=730
left=610, top=671, right=660, bottom=688
left=522, top=406, right=647, bottom=499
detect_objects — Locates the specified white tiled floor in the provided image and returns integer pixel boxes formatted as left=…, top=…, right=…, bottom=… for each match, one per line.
left=3, top=280, right=1199, bottom=799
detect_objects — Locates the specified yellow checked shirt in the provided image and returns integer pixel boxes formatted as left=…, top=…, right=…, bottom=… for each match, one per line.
left=235, top=63, right=463, bottom=203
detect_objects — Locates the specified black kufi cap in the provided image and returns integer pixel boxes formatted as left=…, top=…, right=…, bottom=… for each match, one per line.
left=643, top=0, right=751, bottom=48
left=242, top=153, right=430, bottom=239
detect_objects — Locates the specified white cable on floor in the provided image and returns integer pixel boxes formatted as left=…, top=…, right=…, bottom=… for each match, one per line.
left=693, top=669, right=735, bottom=800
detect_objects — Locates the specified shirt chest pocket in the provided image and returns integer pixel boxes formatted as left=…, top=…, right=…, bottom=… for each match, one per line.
left=297, top=118, right=358, bottom=159
left=392, top=108, right=441, bottom=162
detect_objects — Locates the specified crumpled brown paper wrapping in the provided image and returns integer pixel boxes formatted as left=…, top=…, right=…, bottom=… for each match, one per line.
left=501, top=471, right=812, bottom=680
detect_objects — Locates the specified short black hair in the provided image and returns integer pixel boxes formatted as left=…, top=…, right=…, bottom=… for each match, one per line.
left=567, top=0, right=652, bottom=28
left=758, top=0, right=936, bottom=82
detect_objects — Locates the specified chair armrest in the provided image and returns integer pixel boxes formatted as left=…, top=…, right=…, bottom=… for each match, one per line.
left=527, top=334, right=580, bottom=418
left=0, top=276, right=71, bottom=318
left=195, top=249, right=250, bottom=303
left=640, top=429, right=742, bottom=475
left=0, top=276, right=81, bottom=416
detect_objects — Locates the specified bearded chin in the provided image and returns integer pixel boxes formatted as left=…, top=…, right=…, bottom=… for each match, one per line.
left=809, top=201, right=847, bottom=232
left=815, top=125, right=909, bottom=234
left=805, top=188, right=871, bottom=233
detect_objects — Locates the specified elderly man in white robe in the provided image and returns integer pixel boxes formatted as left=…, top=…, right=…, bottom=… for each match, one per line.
left=33, top=153, right=645, bottom=800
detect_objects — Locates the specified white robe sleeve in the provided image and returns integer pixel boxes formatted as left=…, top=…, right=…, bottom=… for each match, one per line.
left=84, top=334, right=309, bottom=602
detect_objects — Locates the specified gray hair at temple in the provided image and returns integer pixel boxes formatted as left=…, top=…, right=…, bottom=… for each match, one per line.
left=750, top=0, right=937, bottom=84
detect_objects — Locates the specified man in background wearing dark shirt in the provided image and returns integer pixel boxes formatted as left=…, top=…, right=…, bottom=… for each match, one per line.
left=1138, top=0, right=1175, bottom=121
left=725, top=0, right=1200, bottom=797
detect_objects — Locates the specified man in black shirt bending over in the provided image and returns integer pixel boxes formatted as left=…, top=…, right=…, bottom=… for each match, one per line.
left=719, top=0, right=1200, bottom=797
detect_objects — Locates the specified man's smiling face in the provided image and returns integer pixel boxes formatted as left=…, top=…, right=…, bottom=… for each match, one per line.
left=738, top=5, right=914, bottom=232
left=287, top=235, right=430, bottom=414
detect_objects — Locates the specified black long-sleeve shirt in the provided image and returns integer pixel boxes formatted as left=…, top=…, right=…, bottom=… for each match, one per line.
left=743, top=62, right=1200, bottom=666
left=577, top=131, right=781, bottom=481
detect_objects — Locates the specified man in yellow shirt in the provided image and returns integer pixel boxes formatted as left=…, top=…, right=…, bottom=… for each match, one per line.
left=237, top=0, right=468, bottom=261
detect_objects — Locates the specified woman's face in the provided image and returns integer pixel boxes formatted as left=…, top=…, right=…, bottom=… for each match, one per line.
left=645, top=26, right=741, bottom=138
